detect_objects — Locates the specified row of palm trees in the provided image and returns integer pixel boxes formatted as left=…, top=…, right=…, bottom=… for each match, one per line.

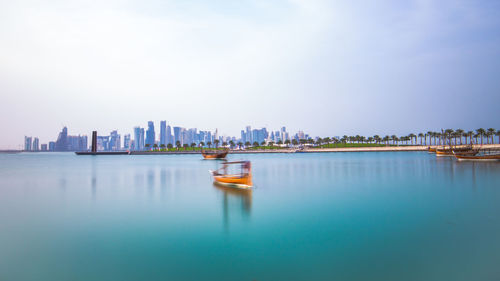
left=143, top=128, right=499, bottom=150
left=312, top=128, right=499, bottom=147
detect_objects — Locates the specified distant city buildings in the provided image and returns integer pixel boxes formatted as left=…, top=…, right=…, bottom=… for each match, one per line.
left=23, top=123, right=310, bottom=152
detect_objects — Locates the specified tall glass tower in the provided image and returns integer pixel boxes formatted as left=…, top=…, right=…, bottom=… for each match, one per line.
left=145, top=121, right=155, bottom=146
left=160, top=121, right=166, bottom=146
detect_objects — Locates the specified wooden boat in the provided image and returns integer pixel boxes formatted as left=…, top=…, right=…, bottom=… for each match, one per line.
left=201, top=149, right=229, bottom=159
left=210, top=161, right=253, bottom=189
left=435, top=146, right=478, bottom=157
left=454, top=153, right=500, bottom=161
left=428, top=147, right=436, bottom=153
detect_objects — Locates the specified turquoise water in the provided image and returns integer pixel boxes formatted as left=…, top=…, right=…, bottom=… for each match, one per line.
left=1, top=152, right=500, bottom=281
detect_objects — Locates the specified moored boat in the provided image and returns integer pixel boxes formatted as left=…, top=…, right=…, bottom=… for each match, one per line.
left=210, top=161, right=253, bottom=189
left=435, top=145, right=478, bottom=157
left=201, top=149, right=229, bottom=159
left=428, top=147, right=436, bottom=153
left=454, top=153, right=500, bottom=161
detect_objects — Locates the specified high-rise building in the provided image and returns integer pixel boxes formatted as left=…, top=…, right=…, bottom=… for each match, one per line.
left=97, top=136, right=109, bottom=151
left=32, top=137, right=40, bottom=151
left=133, top=127, right=144, bottom=150
left=24, top=136, right=32, bottom=151
left=160, top=121, right=166, bottom=146
left=145, top=121, right=155, bottom=147
left=55, top=127, right=69, bottom=151
left=173, top=127, right=182, bottom=144
left=109, top=130, right=121, bottom=151
left=246, top=126, right=252, bottom=143
left=166, top=125, right=173, bottom=145
left=123, top=134, right=131, bottom=150
left=49, top=142, right=55, bottom=151
left=41, top=144, right=48, bottom=151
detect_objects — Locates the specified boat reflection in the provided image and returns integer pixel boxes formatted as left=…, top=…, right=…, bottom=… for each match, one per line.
left=213, top=182, right=252, bottom=231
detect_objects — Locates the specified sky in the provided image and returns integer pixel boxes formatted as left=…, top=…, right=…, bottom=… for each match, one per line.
left=1, top=0, right=499, bottom=148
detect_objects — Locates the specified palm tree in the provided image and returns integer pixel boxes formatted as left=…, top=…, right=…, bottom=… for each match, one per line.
left=244, top=141, right=251, bottom=147
left=383, top=135, right=390, bottom=145
left=408, top=133, right=416, bottom=145
left=214, top=140, right=220, bottom=149
left=391, top=135, right=397, bottom=145
left=175, top=141, right=181, bottom=150
left=316, top=138, right=322, bottom=147
left=190, top=143, right=196, bottom=150
left=277, top=140, right=283, bottom=146
left=207, top=141, right=212, bottom=148
left=153, top=144, right=158, bottom=151
left=487, top=128, right=496, bottom=144
left=455, top=129, right=464, bottom=145
left=418, top=133, right=424, bottom=145
left=145, top=143, right=150, bottom=151
left=237, top=142, right=243, bottom=149
left=183, top=143, right=188, bottom=150
left=476, top=128, right=486, bottom=145
left=466, top=131, right=474, bottom=145
left=222, top=142, right=228, bottom=148
left=292, top=139, right=298, bottom=146
left=200, top=141, right=205, bottom=148
left=260, top=141, right=266, bottom=147
left=496, top=130, right=500, bottom=144
left=269, top=141, right=275, bottom=147
left=373, top=135, right=380, bottom=144
left=252, top=141, right=259, bottom=147
left=229, top=140, right=235, bottom=149
left=160, top=144, right=166, bottom=151
left=167, top=143, right=173, bottom=150
left=285, top=139, right=291, bottom=147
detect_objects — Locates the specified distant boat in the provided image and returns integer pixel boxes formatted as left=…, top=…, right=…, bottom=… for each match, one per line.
left=210, top=161, right=253, bottom=189
left=201, top=149, right=229, bottom=160
left=454, top=152, right=500, bottom=161
left=428, top=147, right=436, bottom=153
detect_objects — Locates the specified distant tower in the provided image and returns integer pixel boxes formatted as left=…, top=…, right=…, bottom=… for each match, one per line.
left=24, top=136, right=32, bottom=151
left=146, top=121, right=155, bottom=146
left=160, top=121, right=167, bottom=146
left=91, top=131, right=97, bottom=153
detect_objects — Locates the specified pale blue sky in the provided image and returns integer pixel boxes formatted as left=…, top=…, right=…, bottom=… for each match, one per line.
left=1, top=0, right=499, bottom=148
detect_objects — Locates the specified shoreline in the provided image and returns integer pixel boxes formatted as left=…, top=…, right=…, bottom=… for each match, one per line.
left=5, top=144, right=500, bottom=155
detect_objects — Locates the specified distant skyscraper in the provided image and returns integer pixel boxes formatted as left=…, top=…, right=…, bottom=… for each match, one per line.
left=166, top=125, right=173, bottom=145
left=41, top=144, right=48, bottom=151
left=55, top=127, right=68, bottom=151
left=145, top=121, right=155, bottom=147
left=160, top=121, right=166, bottom=146
left=109, top=130, right=121, bottom=151
left=24, top=136, right=32, bottom=151
left=133, top=127, right=144, bottom=150
left=140, top=128, right=145, bottom=149
left=246, top=126, right=252, bottom=143
left=32, top=137, right=39, bottom=151
left=123, top=134, right=131, bottom=150
left=49, top=142, right=55, bottom=151
left=173, top=127, right=182, bottom=144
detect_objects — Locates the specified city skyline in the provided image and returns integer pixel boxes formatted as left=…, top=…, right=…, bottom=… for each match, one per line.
left=1, top=0, right=500, bottom=149
left=22, top=122, right=307, bottom=151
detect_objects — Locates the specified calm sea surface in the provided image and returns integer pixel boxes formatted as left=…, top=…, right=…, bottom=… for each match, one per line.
left=1, top=152, right=500, bottom=281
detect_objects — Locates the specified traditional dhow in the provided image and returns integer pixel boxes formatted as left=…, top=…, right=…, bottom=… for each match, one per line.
left=201, top=149, right=229, bottom=159
left=210, top=161, right=253, bottom=189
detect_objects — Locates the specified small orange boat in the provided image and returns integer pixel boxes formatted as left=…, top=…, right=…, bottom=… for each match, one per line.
left=201, top=149, right=229, bottom=160
left=428, top=147, right=436, bottom=153
left=210, top=161, right=253, bottom=189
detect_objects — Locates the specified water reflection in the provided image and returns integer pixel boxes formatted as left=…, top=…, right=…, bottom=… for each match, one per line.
left=213, top=183, right=252, bottom=231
